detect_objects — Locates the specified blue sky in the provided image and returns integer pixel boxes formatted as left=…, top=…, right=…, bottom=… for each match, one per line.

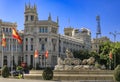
left=0, top=0, right=120, bottom=41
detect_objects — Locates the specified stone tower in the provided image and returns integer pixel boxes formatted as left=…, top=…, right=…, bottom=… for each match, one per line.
left=24, top=3, right=38, bottom=23
left=24, top=3, right=38, bottom=34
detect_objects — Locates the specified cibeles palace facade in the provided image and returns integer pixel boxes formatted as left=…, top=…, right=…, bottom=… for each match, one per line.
left=0, top=4, right=91, bottom=68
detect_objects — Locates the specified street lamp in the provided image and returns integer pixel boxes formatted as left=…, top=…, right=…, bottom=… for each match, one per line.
left=109, top=31, right=120, bottom=42
left=109, top=31, right=120, bottom=69
left=58, top=34, right=60, bottom=57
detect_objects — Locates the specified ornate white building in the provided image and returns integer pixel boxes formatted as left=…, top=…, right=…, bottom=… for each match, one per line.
left=91, top=37, right=110, bottom=53
left=0, top=4, right=91, bottom=68
left=0, top=19, right=23, bottom=68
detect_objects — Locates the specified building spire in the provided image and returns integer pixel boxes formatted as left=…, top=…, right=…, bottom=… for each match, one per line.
left=25, top=3, right=27, bottom=9
left=28, top=0, right=31, bottom=8
left=48, top=13, right=51, bottom=21
left=34, top=4, right=36, bottom=9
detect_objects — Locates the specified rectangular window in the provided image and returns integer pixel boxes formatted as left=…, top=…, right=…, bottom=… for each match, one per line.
left=6, top=28, right=8, bottom=32
left=96, top=45, right=97, bottom=48
left=31, top=45, right=33, bottom=51
left=26, top=38, right=28, bottom=41
left=42, top=27, right=44, bottom=33
left=9, top=28, right=11, bottom=33
left=59, top=46, right=61, bottom=52
left=10, top=45, right=11, bottom=51
left=39, top=55, right=41, bottom=65
left=18, top=56, right=21, bottom=65
left=25, top=55, right=27, bottom=63
left=13, top=45, right=16, bottom=51
left=31, top=38, right=33, bottom=44
left=26, top=38, right=28, bottom=44
left=30, top=55, right=33, bottom=66
left=45, top=27, right=48, bottom=33
left=63, top=47, right=66, bottom=53
left=2, top=28, right=5, bottom=32
left=31, top=38, right=33, bottom=42
left=25, top=16, right=28, bottom=21
left=26, top=45, right=28, bottom=51
left=39, top=38, right=41, bottom=42
left=53, top=44, right=55, bottom=51
left=39, top=28, right=41, bottom=33
left=4, top=56, right=7, bottom=65
left=45, top=38, right=47, bottom=42
left=31, top=15, right=34, bottom=21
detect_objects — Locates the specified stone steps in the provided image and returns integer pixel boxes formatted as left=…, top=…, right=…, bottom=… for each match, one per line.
left=24, top=70, right=114, bottom=81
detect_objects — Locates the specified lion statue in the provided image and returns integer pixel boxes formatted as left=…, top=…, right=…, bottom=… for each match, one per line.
left=65, top=49, right=74, bottom=58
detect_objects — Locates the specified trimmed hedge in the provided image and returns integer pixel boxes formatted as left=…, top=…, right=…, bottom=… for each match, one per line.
left=42, top=67, right=53, bottom=80
left=114, top=65, right=120, bottom=81
left=2, top=65, right=10, bottom=78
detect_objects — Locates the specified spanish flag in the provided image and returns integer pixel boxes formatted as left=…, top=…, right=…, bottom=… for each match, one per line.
left=45, top=50, right=48, bottom=59
left=1, top=33, right=6, bottom=47
left=12, top=28, right=22, bottom=44
left=34, top=50, right=39, bottom=58
left=109, top=51, right=112, bottom=59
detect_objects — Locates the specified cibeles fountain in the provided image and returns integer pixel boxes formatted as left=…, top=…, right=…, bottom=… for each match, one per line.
left=54, top=49, right=98, bottom=70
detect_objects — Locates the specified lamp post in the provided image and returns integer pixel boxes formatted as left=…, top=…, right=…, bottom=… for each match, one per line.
left=59, top=34, right=60, bottom=57
left=109, top=31, right=120, bottom=69
left=109, top=31, right=120, bottom=42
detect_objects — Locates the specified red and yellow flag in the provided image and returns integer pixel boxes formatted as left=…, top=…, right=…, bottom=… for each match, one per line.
left=12, top=28, right=22, bottom=44
left=1, top=33, right=6, bottom=47
left=45, top=50, right=48, bottom=59
left=34, top=50, right=39, bottom=58
left=109, top=51, right=112, bottom=59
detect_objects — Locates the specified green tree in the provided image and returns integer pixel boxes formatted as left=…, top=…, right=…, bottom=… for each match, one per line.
left=73, top=50, right=90, bottom=60
left=114, top=65, right=120, bottom=81
left=42, top=67, right=53, bottom=80
left=99, top=41, right=113, bottom=69
left=99, top=42, right=120, bottom=69
left=2, top=65, right=10, bottom=78
left=89, top=51, right=100, bottom=63
left=112, top=42, right=120, bottom=69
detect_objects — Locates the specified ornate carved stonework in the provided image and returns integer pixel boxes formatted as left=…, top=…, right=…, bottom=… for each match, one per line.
left=54, top=49, right=97, bottom=70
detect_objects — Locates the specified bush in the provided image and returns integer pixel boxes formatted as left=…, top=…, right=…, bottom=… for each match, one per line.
left=2, top=65, right=10, bottom=78
left=28, top=65, right=33, bottom=70
left=16, top=66, right=23, bottom=71
left=42, top=67, right=53, bottom=80
left=95, top=62, right=101, bottom=68
left=114, top=65, right=120, bottom=81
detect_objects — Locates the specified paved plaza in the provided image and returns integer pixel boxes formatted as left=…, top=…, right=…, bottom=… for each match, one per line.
left=0, top=77, right=114, bottom=82
left=0, top=78, right=59, bottom=82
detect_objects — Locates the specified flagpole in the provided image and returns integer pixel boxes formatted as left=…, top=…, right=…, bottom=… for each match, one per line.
left=11, top=27, right=22, bottom=70
left=45, top=56, right=46, bottom=68
left=1, top=32, right=4, bottom=68
left=1, top=46, right=3, bottom=68
left=44, top=54, right=45, bottom=68
left=11, top=37, right=13, bottom=71
left=1, top=33, right=3, bottom=76
left=45, top=57, right=46, bottom=68
left=35, top=57, right=36, bottom=70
